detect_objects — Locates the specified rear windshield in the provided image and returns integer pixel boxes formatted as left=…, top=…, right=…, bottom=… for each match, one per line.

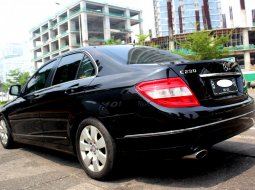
left=99, top=46, right=187, bottom=64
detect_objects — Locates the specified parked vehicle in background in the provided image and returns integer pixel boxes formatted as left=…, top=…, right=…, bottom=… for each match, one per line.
left=0, top=45, right=254, bottom=180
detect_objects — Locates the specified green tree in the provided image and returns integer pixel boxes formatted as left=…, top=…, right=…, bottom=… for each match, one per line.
left=136, top=34, right=150, bottom=45
left=104, top=38, right=121, bottom=45
left=175, top=30, right=230, bottom=61
left=3, top=69, right=30, bottom=91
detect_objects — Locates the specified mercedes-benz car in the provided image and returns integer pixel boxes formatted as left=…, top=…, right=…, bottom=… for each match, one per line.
left=0, top=45, right=254, bottom=180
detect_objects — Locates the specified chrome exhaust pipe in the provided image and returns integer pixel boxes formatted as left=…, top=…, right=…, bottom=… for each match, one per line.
left=182, top=149, right=208, bottom=160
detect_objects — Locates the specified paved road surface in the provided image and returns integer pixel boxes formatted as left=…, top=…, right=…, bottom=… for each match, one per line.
left=1, top=92, right=255, bottom=189
left=0, top=127, right=254, bottom=190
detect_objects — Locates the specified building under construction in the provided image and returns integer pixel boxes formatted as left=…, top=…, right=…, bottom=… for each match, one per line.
left=30, top=0, right=142, bottom=68
left=148, top=27, right=255, bottom=69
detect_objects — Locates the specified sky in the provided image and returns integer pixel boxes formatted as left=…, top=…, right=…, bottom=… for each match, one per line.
left=0, top=0, right=254, bottom=48
left=0, top=0, right=154, bottom=48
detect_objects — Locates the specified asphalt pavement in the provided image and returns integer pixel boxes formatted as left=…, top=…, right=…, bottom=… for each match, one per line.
left=0, top=92, right=255, bottom=190
left=0, top=127, right=254, bottom=190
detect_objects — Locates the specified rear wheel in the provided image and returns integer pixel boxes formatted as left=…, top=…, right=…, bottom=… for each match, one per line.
left=76, top=118, right=116, bottom=180
left=0, top=116, right=14, bottom=149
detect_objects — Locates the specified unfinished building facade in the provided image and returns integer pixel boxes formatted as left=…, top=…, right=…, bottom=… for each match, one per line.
left=31, top=0, right=142, bottom=68
left=147, top=27, right=255, bottom=70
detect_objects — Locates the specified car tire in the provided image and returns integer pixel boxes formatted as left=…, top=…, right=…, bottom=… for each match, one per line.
left=76, top=118, right=117, bottom=180
left=0, top=116, right=14, bottom=149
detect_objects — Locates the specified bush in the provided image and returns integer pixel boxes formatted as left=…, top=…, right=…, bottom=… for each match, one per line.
left=0, top=101, right=8, bottom=107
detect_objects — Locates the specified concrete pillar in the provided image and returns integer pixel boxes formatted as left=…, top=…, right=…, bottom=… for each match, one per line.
left=68, top=19, right=76, bottom=31
left=80, top=1, right=89, bottom=46
left=230, top=20, right=234, bottom=28
left=103, top=5, right=111, bottom=41
left=169, top=39, right=175, bottom=51
left=138, top=11, right=143, bottom=34
left=243, top=28, right=249, bottom=47
left=48, top=21, right=55, bottom=54
left=57, top=15, right=61, bottom=37
left=125, top=9, right=131, bottom=43
left=49, top=30, right=53, bottom=43
left=68, top=20, right=77, bottom=49
left=241, top=10, right=248, bottom=27
left=50, top=42, right=56, bottom=52
left=240, top=0, right=248, bottom=27
left=56, top=15, right=62, bottom=50
left=42, top=46, right=46, bottom=55
left=243, top=28, right=251, bottom=70
left=65, top=7, right=70, bottom=49
left=34, top=62, right=38, bottom=70
left=229, top=6, right=234, bottom=28
left=252, top=9, right=255, bottom=26
left=167, top=0, right=174, bottom=51
left=244, top=52, right=251, bottom=70
left=47, top=21, right=51, bottom=40
left=33, top=40, right=36, bottom=48
left=33, top=51, right=37, bottom=70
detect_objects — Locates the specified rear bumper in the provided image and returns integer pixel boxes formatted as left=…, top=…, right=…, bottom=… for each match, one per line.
left=117, top=109, right=255, bottom=155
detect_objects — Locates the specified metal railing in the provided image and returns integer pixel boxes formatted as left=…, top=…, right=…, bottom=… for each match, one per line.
left=174, top=45, right=255, bottom=55
left=51, top=49, right=60, bottom=55
left=224, top=45, right=255, bottom=51
left=59, top=45, right=69, bottom=51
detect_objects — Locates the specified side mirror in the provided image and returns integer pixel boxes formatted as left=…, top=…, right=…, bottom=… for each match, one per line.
left=9, top=85, right=21, bottom=96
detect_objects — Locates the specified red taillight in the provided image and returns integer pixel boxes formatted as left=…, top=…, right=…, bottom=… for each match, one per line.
left=135, top=77, right=200, bottom=108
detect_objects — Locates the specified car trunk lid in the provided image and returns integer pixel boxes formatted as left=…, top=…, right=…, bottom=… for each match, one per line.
left=169, top=60, right=247, bottom=106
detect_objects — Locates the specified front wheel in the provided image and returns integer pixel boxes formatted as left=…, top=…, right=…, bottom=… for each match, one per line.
left=0, top=116, right=14, bottom=149
left=76, top=118, right=116, bottom=180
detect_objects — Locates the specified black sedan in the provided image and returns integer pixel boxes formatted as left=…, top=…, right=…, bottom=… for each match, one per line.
left=0, top=45, right=254, bottom=180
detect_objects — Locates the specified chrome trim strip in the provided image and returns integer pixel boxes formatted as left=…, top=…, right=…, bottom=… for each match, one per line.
left=13, top=133, right=68, bottom=139
left=123, top=110, right=255, bottom=139
left=84, top=50, right=99, bottom=76
left=199, top=72, right=242, bottom=78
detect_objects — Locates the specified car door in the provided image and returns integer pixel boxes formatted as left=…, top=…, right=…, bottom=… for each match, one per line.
left=9, top=60, right=57, bottom=145
left=38, top=52, right=97, bottom=149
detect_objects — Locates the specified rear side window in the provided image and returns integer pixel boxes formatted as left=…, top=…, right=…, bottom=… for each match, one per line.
left=77, top=55, right=95, bottom=79
left=52, top=53, right=84, bottom=85
left=99, top=46, right=187, bottom=64
left=25, top=60, right=56, bottom=94
left=127, top=47, right=187, bottom=64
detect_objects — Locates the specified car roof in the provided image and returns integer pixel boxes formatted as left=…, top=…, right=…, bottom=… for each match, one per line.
left=54, top=45, right=137, bottom=59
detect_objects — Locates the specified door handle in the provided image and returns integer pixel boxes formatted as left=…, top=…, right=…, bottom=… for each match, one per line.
left=29, top=93, right=43, bottom=103
left=33, top=93, right=44, bottom=99
left=65, top=84, right=79, bottom=94
left=34, top=93, right=41, bottom=97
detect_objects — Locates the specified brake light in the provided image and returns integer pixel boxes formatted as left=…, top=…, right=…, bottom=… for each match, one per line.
left=136, top=77, right=200, bottom=108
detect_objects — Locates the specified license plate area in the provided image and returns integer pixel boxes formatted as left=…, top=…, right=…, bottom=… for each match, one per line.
left=210, top=78, right=238, bottom=96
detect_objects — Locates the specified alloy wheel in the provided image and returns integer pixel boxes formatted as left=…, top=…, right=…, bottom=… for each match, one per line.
left=0, top=119, right=8, bottom=145
left=79, top=125, right=107, bottom=172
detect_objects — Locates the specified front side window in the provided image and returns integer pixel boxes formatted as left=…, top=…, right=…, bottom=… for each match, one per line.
left=52, top=53, right=84, bottom=85
left=25, top=60, right=57, bottom=94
